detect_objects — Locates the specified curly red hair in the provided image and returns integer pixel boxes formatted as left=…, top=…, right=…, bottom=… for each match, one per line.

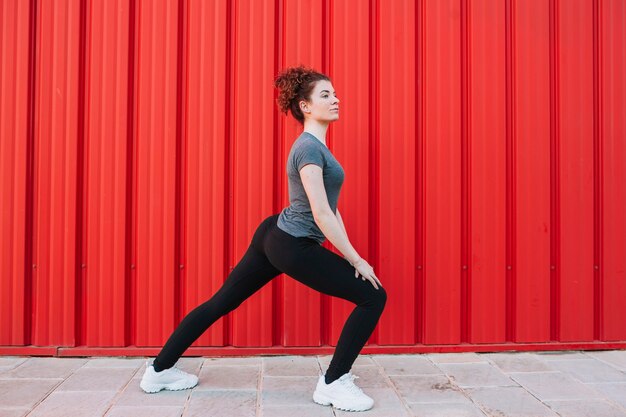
left=274, top=65, right=330, bottom=125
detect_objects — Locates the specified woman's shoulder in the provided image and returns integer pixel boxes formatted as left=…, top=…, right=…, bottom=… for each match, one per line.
left=288, top=134, right=327, bottom=171
left=290, top=133, right=323, bottom=154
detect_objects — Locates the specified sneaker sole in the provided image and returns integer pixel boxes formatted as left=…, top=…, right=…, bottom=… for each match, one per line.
left=313, top=391, right=373, bottom=412
left=140, top=380, right=198, bottom=394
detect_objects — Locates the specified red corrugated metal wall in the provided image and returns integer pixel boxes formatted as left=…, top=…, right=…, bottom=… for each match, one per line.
left=1, top=0, right=625, bottom=356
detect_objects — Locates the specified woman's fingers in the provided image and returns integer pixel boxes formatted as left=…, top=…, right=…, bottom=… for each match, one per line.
left=367, top=276, right=379, bottom=289
left=367, top=268, right=381, bottom=285
left=372, top=274, right=382, bottom=287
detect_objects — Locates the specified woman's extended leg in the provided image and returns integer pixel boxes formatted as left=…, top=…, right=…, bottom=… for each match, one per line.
left=153, top=244, right=281, bottom=371
left=151, top=215, right=280, bottom=371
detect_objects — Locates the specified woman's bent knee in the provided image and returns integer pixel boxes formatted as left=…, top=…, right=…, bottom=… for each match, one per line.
left=376, top=285, right=388, bottom=309
left=362, top=285, right=387, bottom=311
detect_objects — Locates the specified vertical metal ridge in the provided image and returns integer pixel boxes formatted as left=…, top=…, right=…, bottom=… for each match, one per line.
left=174, top=0, right=186, bottom=327
left=24, top=0, right=39, bottom=346
left=224, top=0, right=234, bottom=346
left=549, top=0, right=560, bottom=342
left=125, top=0, right=137, bottom=346
left=592, top=0, right=602, bottom=341
left=504, top=0, right=515, bottom=342
left=320, top=0, right=331, bottom=346
left=460, top=0, right=469, bottom=343
left=271, top=0, right=284, bottom=347
left=368, top=0, right=380, bottom=345
left=414, top=0, right=424, bottom=345
left=74, top=0, right=88, bottom=347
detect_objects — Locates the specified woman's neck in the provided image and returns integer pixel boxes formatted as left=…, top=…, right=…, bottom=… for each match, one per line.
left=303, top=120, right=329, bottom=147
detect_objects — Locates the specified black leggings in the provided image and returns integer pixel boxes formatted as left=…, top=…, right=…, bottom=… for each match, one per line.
left=153, top=214, right=387, bottom=382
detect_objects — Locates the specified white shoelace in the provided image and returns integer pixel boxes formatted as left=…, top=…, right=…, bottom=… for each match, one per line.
left=169, top=367, right=187, bottom=376
left=339, top=373, right=364, bottom=395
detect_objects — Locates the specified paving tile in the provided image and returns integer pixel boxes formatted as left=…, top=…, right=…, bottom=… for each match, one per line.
left=0, top=358, right=28, bottom=372
left=3, top=358, right=87, bottom=379
left=56, top=367, right=137, bottom=392
left=585, top=350, right=626, bottom=371
left=546, top=358, right=626, bottom=383
left=4, top=351, right=626, bottom=417
left=482, top=352, right=554, bottom=373
left=261, top=376, right=318, bottom=407
left=408, top=402, right=488, bottom=417
left=105, top=405, right=183, bottom=417
left=0, top=408, right=29, bottom=417
left=28, top=391, right=117, bottom=417
left=261, top=386, right=408, bottom=417
left=436, top=363, right=518, bottom=388
left=115, top=381, right=192, bottom=407
left=82, top=358, right=145, bottom=369
left=261, top=405, right=335, bottom=417
left=317, top=354, right=376, bottom=369
left=360, top=387, right=408, bottom=408
left=196, top=365, right=259, bottom=390
left=348, top=366, right=392, bottom=388
left=466, top=386, right=559, bottom=417
left=427, top=353, right=487, bottom=364
left=0, top=378, right=60, bottom=408
left=389, top=374, right=469, bottom=403
left=203, top=356, right=262, bottom=367
left=186, top=390, right=256, bottom=417
left=545, top=399, right=626, bottom=417
left=586, top=382, right=626, bottom=408
left=335, top=406, right=412, bottom=417
left=262, top=356, right=320, bottom=376
left=509, top=371, right=604, bottom=401
left=373, top=354, right=441, bottom=375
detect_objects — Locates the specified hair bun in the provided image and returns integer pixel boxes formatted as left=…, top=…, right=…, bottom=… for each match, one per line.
left=274, top=66, right=330, bottom=125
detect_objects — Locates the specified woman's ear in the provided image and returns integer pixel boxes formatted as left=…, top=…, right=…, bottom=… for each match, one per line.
left=299, top=100, right=310, bottom=114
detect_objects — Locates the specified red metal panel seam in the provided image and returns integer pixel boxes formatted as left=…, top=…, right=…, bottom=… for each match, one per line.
left=125, top=0, right=137, bottom=347
left=24, top=0, right=37, bottom=345
left=32, top=0, right=45, bottom=344
left=224, top=0, right=234, bottom=346
left=24, top=0, right=38, bottom=346
left=320, top=0, right=331, bottom=347
left=368, top=0, right=380, bottom=345
left=504, top=0, right=516, bottom=342
left=459, top=0, right=471, bottom=343
left=174, top=0, right=186, bottom=329
left=272, top=0, right=283, bottom=347
left=414, top=0, right=424, bottom=345
left=592, top=0, right=602, bottom=341
left=549, top=0, right=560, bottom=342
left=75, top=0, right=88, bottom=347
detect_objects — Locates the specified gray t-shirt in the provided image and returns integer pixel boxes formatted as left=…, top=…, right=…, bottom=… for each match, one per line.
left=277, top=131, right=345, bottom=244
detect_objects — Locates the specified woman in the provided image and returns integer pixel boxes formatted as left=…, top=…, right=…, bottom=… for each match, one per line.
left=140, top=66, right=387, bottom=412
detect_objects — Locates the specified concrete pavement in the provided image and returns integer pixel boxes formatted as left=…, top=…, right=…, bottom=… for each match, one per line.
left=1, top=350, right=626, bottom=416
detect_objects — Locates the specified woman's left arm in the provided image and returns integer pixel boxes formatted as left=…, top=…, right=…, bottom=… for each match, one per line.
left=335, top=209, right=352, bottom=263
left=336, top=209, right=348, bottom=236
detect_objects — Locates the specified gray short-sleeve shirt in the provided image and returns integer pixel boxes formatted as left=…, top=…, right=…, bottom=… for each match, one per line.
left=277, top=131, right=345, bottom=244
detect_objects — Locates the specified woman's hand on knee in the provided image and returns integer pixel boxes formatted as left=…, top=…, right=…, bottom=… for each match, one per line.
left=352, top=258, right=383, bottom=290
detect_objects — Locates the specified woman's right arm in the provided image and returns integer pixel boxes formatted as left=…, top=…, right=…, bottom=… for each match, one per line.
left=299, top=164, right=381, bottom=288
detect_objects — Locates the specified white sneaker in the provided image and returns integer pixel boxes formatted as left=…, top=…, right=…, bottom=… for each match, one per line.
left=313, top=372, right=374, bottom=412
left=139, top=361, right=199, bottom=393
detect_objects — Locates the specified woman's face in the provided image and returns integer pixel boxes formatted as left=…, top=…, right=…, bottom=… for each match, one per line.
left=300, top=80, right=340, bottom=123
